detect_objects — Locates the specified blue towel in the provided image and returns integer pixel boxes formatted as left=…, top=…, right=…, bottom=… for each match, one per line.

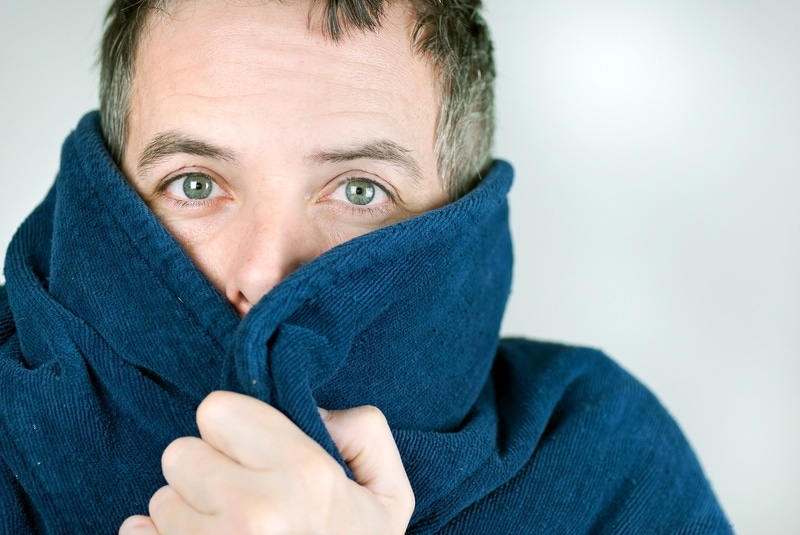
left=0, top=112, right=731, bottom=533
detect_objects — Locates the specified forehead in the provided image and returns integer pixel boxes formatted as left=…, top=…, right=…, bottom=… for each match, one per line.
left=130, top=0, right=438, bottom=124
left=124, top=0, right=441, bottom=172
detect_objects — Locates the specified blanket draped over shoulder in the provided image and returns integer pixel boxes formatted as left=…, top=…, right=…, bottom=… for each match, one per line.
left=0, top=113, right=731, bottom=533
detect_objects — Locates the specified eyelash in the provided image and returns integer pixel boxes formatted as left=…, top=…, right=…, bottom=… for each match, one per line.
left=328, top=176, right=395, bottom=217
left=162, top=196, right=212, bottom=210
left=156, top=171, right=227, bottom=209
left=338, top=201, right=393, bottom=218
left=154, top=171, right=396, bottom=217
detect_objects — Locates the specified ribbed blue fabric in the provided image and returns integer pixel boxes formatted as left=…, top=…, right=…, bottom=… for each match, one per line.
left=0, top=112, right=731, bottom=533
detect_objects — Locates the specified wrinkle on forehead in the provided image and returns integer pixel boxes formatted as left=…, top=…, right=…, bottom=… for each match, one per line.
left=133, top=0, right=434, bottom=107
left=143, top=0, right=415, bottom=44
left=124, top=0, right=440, bottom=181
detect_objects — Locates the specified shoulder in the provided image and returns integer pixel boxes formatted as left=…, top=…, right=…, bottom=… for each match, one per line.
left=482, top=338, right=733, bottom=533
left=495, top=338, right=704, bottom=483
left=494, top=338, right=654, bottom=426
left=497, top=338, right=676, bottom=425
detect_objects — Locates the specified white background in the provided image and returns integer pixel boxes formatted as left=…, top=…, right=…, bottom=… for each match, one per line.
left=1, top=1, right=798, bottom=533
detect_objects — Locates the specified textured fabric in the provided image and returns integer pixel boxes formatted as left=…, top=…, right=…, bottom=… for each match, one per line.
left=0, top=112, right=732, bottom=534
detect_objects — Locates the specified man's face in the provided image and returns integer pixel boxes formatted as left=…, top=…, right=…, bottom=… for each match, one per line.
left=121, top=0, right=446, bottom=316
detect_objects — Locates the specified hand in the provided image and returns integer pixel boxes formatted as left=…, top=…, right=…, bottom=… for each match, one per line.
left=119, top=391, right=414, bottom=534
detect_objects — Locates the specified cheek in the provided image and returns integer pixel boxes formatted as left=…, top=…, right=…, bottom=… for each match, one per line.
left=312, top=219, right=375, bottom=250
left=162, top=210, right=343, bottom=291
left=301, top=211, right=371, bottom=253
left=166, top=222, right=232, bottom=291
left=149, top=197, right=417, bottom=299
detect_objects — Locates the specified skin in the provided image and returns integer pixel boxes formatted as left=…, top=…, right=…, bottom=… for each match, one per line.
left=119, top=393, right=415, bottom=534
left=118, top=0, right=443, bottom=532
left=121, top=0, right=447, bottom=317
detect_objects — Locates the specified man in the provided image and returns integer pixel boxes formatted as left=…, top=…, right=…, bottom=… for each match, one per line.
left=0, top=0, right=731, bottom=533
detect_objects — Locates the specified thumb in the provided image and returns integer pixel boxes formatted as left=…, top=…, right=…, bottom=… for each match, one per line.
left=320, top=406, right=414, bottom=514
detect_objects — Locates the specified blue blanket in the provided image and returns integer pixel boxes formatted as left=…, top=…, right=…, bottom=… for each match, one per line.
left=0, top=112, right=731, bottom=533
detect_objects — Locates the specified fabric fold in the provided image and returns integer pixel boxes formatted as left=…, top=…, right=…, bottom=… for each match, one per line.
left=220, top=150, right=516, bottom=526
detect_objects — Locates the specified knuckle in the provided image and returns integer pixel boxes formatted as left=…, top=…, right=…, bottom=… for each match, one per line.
left=281, top=449, right=343, bottom=508
left=355, top=404, right=388, bottom=429
left=196, top=390, right=235, bottom=427
left=307, top=456, right=340, bottom=490
left=147, top=485, right=175, bottom=517
left=295, top=448, right=340, bottom=488
left=400, top=486, right=416, bottom=520
left=161, top=436, right=195, bottom=469
left=248, top=509, right=292, bottom=534
left=225, top=498, right=292, bottom=534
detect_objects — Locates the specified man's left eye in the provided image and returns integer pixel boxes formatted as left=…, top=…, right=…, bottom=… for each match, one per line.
left=333, top=178, right=389, bottom=206
left=183, top=174, right=214, bottom=200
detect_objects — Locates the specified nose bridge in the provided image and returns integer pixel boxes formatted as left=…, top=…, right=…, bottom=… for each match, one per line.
left=225, top=196, right=304, bottom=315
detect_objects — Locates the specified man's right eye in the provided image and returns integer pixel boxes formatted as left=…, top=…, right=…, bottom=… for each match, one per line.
left=161, top=172, right=226, bottom=203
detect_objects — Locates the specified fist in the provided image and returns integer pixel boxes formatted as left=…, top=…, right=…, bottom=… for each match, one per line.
left=119, top=392, right=414, bottom=534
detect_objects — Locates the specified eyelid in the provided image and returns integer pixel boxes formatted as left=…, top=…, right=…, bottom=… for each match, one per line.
left=327, top=173, right=397, bottom=204
left=157, top=168, right=231, bottom=199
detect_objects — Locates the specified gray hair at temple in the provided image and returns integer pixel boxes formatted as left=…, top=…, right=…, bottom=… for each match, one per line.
left=99, top=0, right=495, bottom=199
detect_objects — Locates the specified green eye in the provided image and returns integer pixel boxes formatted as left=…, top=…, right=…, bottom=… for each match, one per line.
left=182, top=174, right=214, bottom=200
left=345, top=180, right=376, bottom=205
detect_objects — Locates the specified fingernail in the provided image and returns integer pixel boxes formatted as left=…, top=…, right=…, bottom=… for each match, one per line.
left=317, top=407, right=331, bottom=420
left=119, top=516, right=154, bottom=533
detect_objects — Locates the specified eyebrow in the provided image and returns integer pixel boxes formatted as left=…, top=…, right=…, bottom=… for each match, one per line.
left=305, top=140, right=424, bottom=183
left=137, top=131, right=240, bottom=173
left=136, top=132, right=423, bottom=182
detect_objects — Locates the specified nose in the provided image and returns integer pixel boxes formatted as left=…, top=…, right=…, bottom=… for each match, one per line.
left=224, top=201, right=313, bottom=317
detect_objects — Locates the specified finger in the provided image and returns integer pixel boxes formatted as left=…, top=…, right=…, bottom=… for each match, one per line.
left=148, top=485, right=216, bottom=535
left=195, top=391, right=314, bottom=469
left=321, top=405, right=414, bottom=513
left=160, top=436, right=252, bottom=513
left=118, top=515, right=159, bottom=535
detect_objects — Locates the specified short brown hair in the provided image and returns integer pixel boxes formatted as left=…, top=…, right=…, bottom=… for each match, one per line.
left=99, top=0, right=495, bottom=198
